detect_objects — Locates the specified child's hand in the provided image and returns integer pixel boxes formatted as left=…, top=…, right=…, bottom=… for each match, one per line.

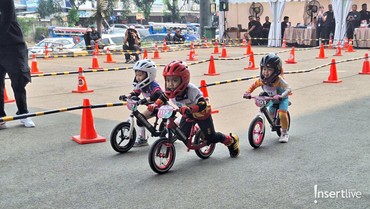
left=243, top=92, right=251, bottom=99
left=147, top=104, right=157, bottom=112
left=138, top=98, right=148, bottom=105
left=273, top=95, right=282, bottom=100
left=179, top=106, right=191, bottom=115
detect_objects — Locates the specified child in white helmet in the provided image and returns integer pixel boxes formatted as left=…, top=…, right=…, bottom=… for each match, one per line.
left=119, top=59, right=163, bottom=147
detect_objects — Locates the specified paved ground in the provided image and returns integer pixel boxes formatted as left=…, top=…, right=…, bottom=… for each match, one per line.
left=1, top=45, right=370, bottom=208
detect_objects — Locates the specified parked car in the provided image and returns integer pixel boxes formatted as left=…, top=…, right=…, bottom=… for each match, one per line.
left=109, top=28, right=150, bottom=39
left=28, top=37, right=75, bottom=54
left=67, top=34, right=124, bottom=53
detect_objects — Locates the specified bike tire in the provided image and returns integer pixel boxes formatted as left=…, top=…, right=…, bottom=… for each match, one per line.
left=110, top=122, right=136, bottom=153
left=194, top=130, right=216, bottom=159
left=148, top=137, right=176, bottom=174
left=248, top=117, right=265, bottom=148
left=276, top=111, right=290, bottom=137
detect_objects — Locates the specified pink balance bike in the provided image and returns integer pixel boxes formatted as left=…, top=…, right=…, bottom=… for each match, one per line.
left=148, top=104, right=216, bottom=174
left=245, top=93, right=291, bottom=148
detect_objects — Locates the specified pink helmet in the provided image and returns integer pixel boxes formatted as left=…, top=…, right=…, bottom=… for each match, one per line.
left=163, top=60, right=190, bottom=98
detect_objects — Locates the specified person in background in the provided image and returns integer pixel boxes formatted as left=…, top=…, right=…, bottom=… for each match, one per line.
left=173, top=28, right=185, bottom=43
left=323, top=4, right=335, bottom=43
left=346, top=4, right=361, bottom=40
left=316, top=6, right=326, bottom=46
left=281, top=16, right=289, bottom=41
left=0, top=0, right=35, bottom=129
left=83, top=27, right=92, bottom=50
left=262, top=16, right=271, bottom=45
left=89, top=25, right=102, bottom=49
left=246, top=16, right=259, bottom=45
left=359, top=3, right=370, bottom=24
left=164, top=29, right=173, bottom=44
left=123, top=26, right=141, bottom=63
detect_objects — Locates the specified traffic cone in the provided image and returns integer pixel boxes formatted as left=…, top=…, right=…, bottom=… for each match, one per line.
left=30, top=54, right=43, bottom=74
left=241, top=38, right=247, bottom=48
left=72, top=67, right=94, bottom=93
left=244, top=41, right=252, bottom=55
left=219, top=44, right=228, bottom=58
left=244, top=51, right=258, bottom=70
left=204, top=55, right=219, bottom=76
left=44, top=45, right=52, bottom=59
left=212, top=41, right=219, bottom=54
left=343, top=37, right=349, bottom=49
left=346, top=39, right=355, bottom=52
left=89, top=52, right=103, bottom=69
left=285, top=47, right=297, bottom=64
left=72, top=99, right=106, bottom=144
left=316, top=43, right=327, bottom=59
left=186, top=48, right=198, bottom=61
left=203, top=37, right=208, bottom=47
left=104, top=48, right=116, bottom=63
left=359, top=53, right=370, bottom=75
left=4, top=87, right=15, bottom=103
left=333, top=42, right=342, bottom=56
left=94, top=42, right=100, bottom=55
left=162, top=39, right=169, bottom=51
left=143, top=49, right=148, bottom=59
left=323, top=59, right=342, bottom=83
left=327, top=36, right=333, bottom=49
left=199, top=80, right=219, bottom=114
left=281, top=36, right=287, bottom=48
left=152, top=44, right=161, bottom=59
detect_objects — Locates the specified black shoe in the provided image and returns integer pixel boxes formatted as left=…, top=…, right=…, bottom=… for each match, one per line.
left=227, top=133, right=240, bottom=158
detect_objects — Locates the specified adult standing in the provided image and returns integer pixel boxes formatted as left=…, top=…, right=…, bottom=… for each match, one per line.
left=0, top=0, right=35, bottom=128
left=346, top=4, right=361, bottom=40
left=246, top=16, right=259, bottom=45
left=316, top=6, right=326, bottom=46
left=323, top=4, right=335, bottom=44
left=123, top=26, right=141, bottom=63
left=281, top=16, right=289, bottom=41
left=262, top=16, right=271, bottom=45
left=359, top=3, right=370, bottom=24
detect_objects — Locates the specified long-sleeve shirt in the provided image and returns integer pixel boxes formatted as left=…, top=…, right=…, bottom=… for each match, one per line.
left=246, top=76, right=291, bottom=98
left=0, top=0, right=26, bottom=46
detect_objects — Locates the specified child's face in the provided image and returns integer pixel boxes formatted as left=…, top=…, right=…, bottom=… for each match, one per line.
left=135, top=70, right=147, bottom=82
left=262, top=67, right=274, bottom=79
left=165, top=76, right=181, bottom=92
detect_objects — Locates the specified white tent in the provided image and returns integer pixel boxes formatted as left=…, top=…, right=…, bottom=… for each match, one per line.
left=226, top=0, right=352, bottom=47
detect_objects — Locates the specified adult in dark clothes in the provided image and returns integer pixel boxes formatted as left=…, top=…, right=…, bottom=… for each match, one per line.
left=346, top=4, right=361, bottom=40
left=0, top=0, right=35, bottom=129
left=262, top=16, right=271, bottom=45
left=281, top=16, right=289, bottom=41
left=323, top=4, right=335, bottom=43
left=123, top=26, right=141, bottom=63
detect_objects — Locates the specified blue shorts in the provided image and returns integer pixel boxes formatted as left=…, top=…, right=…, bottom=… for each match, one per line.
left=267, top=97, right=289, bottom=112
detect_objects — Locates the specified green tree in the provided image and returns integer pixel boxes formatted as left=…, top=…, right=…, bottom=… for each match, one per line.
left=37, top=0, right=62, bottom=18
left=164, top=0, right=180, bottom=23
left=67, top=8, right=79, bottom=26
left=90, top=0, right=116, bottom=34
left=132, top=0, right=155, bottom=21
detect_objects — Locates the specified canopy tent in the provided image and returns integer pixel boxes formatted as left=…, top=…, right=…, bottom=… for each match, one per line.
left=225, top=0, right=352, bottom=47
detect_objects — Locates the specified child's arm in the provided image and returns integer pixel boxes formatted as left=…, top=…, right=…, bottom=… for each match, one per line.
left=246, top=79, right=263, bottom=93
left=147, top=93, right=168, bottom=112
left=179, top=97, right=207, bottom=115
left=277, top=77, right=291, bottom=98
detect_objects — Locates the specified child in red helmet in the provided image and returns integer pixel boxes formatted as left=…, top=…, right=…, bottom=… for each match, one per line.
left=148, top=60, right=240, bottom=158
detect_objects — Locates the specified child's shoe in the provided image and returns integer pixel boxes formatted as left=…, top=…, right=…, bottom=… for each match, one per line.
left=227, top=133, right=240, bottom=158
left=279, top=129, right=289, bottom=143
left=134, top=137, right=149, bottom=147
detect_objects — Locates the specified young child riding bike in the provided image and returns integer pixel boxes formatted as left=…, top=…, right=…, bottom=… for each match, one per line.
left=119, top=59, right=163, bottom=147
left=243, top=53, right=292, bottom=143
left=148, top=60, right=240, bottom=157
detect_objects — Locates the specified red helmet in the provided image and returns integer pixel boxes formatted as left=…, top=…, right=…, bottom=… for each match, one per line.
left=163, top=60, right=190, bottom=98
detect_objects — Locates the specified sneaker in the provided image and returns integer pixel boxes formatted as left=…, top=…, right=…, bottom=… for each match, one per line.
left=279, top=133, right=289, bottom=143
left=20, top=118, right=35, bottom=128
left=134, top=138, right=148, bottom=147
left=227, top=133, right=240, bottom=158
left=0, top=122, right=7, bottom=129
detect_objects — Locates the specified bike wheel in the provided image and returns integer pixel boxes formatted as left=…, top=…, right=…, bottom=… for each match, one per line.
left=248, top=117, right=265, bottom=148
left=148, top=137, right=176, bottom=174
left=276, top=111, right=291, bottom=137
left=194, top=130, right=216, bottom=159
left=110, top=122, right=136, bottom=153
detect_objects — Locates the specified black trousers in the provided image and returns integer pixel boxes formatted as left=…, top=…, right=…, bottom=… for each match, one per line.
left=0, top=44, right=31, bottom=117
left=122, top=44, right=141, bottom=61
left=179, top=115, right=226, bottom=144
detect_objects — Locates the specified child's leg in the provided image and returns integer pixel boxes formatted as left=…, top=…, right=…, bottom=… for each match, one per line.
left=278, top=98, right=290, bottom=143
left=179, top=116, right=194, bottom=139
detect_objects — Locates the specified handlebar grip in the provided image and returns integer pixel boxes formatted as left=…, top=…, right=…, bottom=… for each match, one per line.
left=119, top=95, right=127, bottom=101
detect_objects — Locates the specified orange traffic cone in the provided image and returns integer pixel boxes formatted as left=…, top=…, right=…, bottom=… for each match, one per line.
left=94, top=42, right=100, bottom=55
left=104, top=48, right=116, bottom=63
left=44, top=45, right=52, bottom=59
left=72, top=99, right=106, bottom=144
left=323, top=59, right=342, bottom=83
left=334, top=42, right=342, bottom=56
left=199, top=80, right=219, bottom=114
left=30, top=54, right=43, bottom=74
left=72, top=67, right=94, bottom=93
left=343, top=37, right=349, bottom=49
left=316, top=43, right=327, bottom=59
left=204, top=55, right=219, bottom=76
left=203, top=37, right=208, bottom=47
left=359, top=53, right=370, bottom=75
left=281, top=36, right=287, bottom=48
left=285, top=47, right=297, bottom=64
left=186, top=49, right=197, bottom=61
left=219, top=44, right=228, bottom=58
left=162, top=39, right=169, bottom=51
left=143, top=49, right=148, bottom=59
left=152, top=44, right=161, bottom=59
left=346, top=39, right=355, bottom=52
left=327, top=36, right=333, bottom=49
left=89, top=52, right=103, bottom=69
left=241, top=38, right=247, bottom=48
left=212, top=41, right=219, bottom=54
left=244, top=41, right=252, bottom=55
left=244, top=51, right=258, bottom=70
left=4, top=87, right=15, bottom=103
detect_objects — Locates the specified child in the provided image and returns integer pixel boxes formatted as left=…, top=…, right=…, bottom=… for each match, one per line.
left=120, top=59, right=163, bottom=147
left=243, top=53, right=291, bottom=143
left=148, top=60, right=240, bottom=158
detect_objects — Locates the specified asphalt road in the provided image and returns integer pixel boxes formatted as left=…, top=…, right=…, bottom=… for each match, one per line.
left=1, top=45, right=369, bottom=208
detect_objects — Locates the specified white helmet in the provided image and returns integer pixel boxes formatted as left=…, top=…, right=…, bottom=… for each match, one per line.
left=132, top=59, right=157, bottom=90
